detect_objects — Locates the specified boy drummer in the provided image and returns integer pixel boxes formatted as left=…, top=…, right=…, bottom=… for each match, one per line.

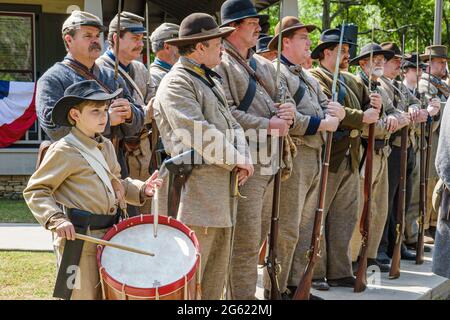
left=23, top=80, right=162, bottom=300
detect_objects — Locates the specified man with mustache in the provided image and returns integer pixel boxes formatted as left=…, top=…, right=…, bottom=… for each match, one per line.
left=149, top=23, right=180, bottom=91
left=307, top=28, right=381, bottom=289
left=376, top=42, right=430, bottom=265
left=214, top=0, right=297, bottom=300
left=97, top=11, right=155, bottom=215
left=418, top=45, right=449, bottom=241
left=36, top=10, right=144, bottom=181
left=348, top=43, right=406, bottom=273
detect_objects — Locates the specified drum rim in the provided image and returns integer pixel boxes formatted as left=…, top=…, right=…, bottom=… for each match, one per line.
left=97, top=214, right=200, bottom=298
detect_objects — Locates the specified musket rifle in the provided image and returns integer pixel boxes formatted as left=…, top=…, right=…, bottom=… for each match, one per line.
left=145, top=1, right=161, bottom=173
left=265, top=0, right=284, bottom=300
left=110, top=0, right=128, bottom=218
left=416, top=40, right=434, bottom=264
left=293, top=23, right=346, bottom=300
left=389, top=33, right=408, bottom=279
left=110, top=0, right=122, bottom=154
left=354, top=26, right=376, bottom=293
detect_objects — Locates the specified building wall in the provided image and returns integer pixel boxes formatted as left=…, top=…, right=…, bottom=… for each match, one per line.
left=0, top=0, right=84, bottom=14
left=0, top=175, right=29, bottom=199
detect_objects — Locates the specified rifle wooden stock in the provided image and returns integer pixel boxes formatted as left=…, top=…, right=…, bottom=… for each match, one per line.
left=354, top=123, right=375, bottom=292
left=416, top=120, right=433, bottom=264
left=293, top=131, right=333, bottom=300
left=266, top=136, right=283, bottom=300
left=389, top=126, right=408, bottom=279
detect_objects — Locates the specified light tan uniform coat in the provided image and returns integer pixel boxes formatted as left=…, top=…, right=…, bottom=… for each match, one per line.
left=23, top=127, right=147, bottom=299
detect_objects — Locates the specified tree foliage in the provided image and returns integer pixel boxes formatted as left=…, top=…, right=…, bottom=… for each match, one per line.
left=260, top=0, right=450, bottom=55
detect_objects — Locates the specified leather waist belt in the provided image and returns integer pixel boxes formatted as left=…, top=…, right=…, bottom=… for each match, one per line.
left=362, top=138, right=389, bottom=152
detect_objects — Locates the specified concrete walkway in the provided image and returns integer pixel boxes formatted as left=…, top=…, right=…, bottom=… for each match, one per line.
left=1, top=223, right=449, bottom=300
left=0, top=223, right=53, bottom=251
left=255, top=245, right=450, bottom=300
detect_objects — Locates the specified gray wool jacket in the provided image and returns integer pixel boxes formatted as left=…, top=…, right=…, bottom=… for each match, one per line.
left=36, top=54, right=145, bottom=142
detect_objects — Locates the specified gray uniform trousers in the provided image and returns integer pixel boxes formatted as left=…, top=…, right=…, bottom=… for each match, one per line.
left=287, top=155, right=360, bottom=284
left=262, top=144, right=319, bottom=293
left=230, top=164, right=274, bottom=300
left=190, top=226, right=232, bottom=300
left=432, top=202, right=450, bottom=278
left=351, top=149, right=390, bottom=260
left=405, top=150, right=420, bottom=244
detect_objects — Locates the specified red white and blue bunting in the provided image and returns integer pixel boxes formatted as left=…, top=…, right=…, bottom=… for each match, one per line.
left=0, top=80, right=36, bottom=148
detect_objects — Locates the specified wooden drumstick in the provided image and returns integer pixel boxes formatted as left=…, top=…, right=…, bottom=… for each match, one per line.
left=64, top=232, right=155, bottom=257
left=153, top=187, right=159, bottom=238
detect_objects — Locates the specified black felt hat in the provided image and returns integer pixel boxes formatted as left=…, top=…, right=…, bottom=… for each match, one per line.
left=220, top=0, right=265, bottom=27
left=52, top=80, right=122, bottom=127
left=311, top=28, right=356, bottom=60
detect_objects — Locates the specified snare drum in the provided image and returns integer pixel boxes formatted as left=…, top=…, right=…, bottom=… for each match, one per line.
left=97, top=215, right=201, bottom=300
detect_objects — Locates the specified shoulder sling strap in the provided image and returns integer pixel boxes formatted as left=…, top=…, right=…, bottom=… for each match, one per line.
left=61, top=60, right=112, bottom=94
left=63, top=133, right=116, bottom=196
left=183, top=68, right=228, bottom=108
left=292, top=80, right=306, bottom=105
left=100, top=55, right=145, bottom=102
left=237, top=57, right=257, bottom=112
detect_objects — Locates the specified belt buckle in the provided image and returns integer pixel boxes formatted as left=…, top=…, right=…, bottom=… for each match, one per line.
left=350, top=129, right=359, bottom=138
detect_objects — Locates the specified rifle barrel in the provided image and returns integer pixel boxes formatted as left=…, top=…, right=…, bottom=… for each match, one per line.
left=266, top=0, right=284, bottom=300
left=389, top=127, right=408, bottom=278
left=354, top=27, right=376, bottom=292
left=354, top=122, right=375, bottom=292
left=293, top=23, right=345, bottom=300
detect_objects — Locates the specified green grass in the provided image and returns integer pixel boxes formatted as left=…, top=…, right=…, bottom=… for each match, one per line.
left=0, top=251, right=55, bottom=299
left=0, top=199, right=36, bottom=223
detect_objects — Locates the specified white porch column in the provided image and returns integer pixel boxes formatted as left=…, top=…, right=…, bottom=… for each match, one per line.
left=84, top=0, right=103, bottom=21
left=84, top=0, right=105, bottom=50
left=282, top=0, right=299, bottom=18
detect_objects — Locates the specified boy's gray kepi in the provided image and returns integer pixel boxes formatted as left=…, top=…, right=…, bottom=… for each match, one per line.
left=165, top=13, right=234, bottom=47
left=52, top=80, right=122, bottom=127
left=62, top=10, right=106, bottom=32
left=109, top=11, right=146, bottom=34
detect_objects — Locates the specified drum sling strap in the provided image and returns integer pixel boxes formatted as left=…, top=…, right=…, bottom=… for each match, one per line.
left=53, top=133, right=120, bottom=299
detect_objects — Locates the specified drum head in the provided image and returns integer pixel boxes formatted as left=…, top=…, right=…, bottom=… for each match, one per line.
left=100, top=223, right=197, bottom=289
